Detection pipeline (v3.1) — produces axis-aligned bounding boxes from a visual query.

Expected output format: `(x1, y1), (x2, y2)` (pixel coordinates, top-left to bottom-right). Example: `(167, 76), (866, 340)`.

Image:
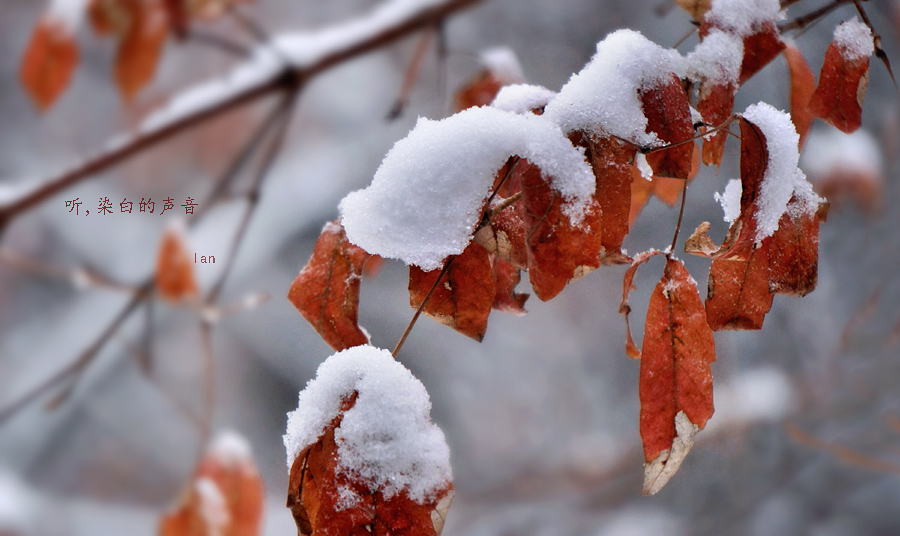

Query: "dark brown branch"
(668, 177), (689, 256)
(0, 0), (483, 236)
(392, 258), (455, 357)
(779, 0), (855, 33)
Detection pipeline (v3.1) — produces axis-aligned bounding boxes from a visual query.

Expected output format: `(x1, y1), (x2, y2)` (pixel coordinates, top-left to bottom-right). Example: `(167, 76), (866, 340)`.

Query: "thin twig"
(387, 28), (435, 120)
(186, 29), (251, 57)
(668, 177), (689, 256)
(852, 0), (899, 93)
(0, 248), (136, 293)
(227, 6), (272, 45)
(786, 421), (900, 474)
(779, 0), (855, 33)
(392, 258), (455, 357)
(642, 114), (738, 155)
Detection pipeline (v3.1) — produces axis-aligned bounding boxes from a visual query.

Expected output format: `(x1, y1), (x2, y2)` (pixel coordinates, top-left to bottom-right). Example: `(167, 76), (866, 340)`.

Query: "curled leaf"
(115, 0), (168, 99)
(288, 221), (371, 351)
(639, 74), (695, 179)
(20, 17), (79, 110)
(587, 134), (637, 262)
(684, 221), (718, 258)
(783, 44), (816, 148)
(619, 250), (666, 359)
(809, 41), (870, 134)
(156, 223), (198, 302)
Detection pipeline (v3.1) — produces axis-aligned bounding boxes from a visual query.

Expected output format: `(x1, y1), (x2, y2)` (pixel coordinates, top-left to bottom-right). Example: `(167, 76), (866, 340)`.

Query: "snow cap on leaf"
(704, 0), (783, 37)
(339, 106), (595, 271)
(833, 17), (874, 61)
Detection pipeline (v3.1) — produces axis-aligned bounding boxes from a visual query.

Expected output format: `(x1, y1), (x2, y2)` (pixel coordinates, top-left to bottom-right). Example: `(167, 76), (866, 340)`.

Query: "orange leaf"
(287, 393), (454, 536)
(20, 17), (79, 110)
(588, 134), (636, 262)
(629, 146), (698, 225)
(675, 0), (713, 21)
(619, 250), (666, 359)
(454, 71), (503, 112)
(409, 242), (494, 341)
(491, 257), (528, 315)
(705, 240), (773, 330)
(115, 0), (168, 99)
(160, 432), (265, 536)
(809, 41), (870, 134)
(473, 199), (528, 270)
(287, 221), (371, 351)
(783, 44), (816, 147)
(89, 0), (135, 36)
(639, 74), (695, 179)
(639, 258), (716, 495)
(767, 198), (828, 297)
(155, 223), (198, 302)
(520, 160), (604, 301)
(697, 80), (735, 167)
(739, 22), (785, 85)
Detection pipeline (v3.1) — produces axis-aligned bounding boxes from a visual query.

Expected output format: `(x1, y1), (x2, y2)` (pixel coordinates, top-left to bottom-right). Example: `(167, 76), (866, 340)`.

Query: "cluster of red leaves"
(285, 1), (877, 507)
(286, 394), (454, 536)
(160, 435), (265, 536)
(20, 0), (252, 109)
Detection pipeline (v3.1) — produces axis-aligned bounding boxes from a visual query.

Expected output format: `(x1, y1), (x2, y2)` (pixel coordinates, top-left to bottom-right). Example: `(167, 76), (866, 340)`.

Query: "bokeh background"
(2, 0), (900, 534)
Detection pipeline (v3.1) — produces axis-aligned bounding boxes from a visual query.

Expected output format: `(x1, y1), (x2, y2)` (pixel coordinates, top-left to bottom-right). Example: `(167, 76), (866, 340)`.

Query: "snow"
(708, 368), (796, 432)
(479, 46), (525, 84)
(682, 29), (744, 85)
(740, 102), (821, 240)
(543, 29), (681, 146)
(704, 0), (783, 37)
(339, 106), (595, 270)
(491, 84), (556, 114)
(208, 430), (254, 468)
(636, 153), (653, 180)
(0, 471), (36, 533)
(283, 346), (451, 504)
(833, 17), (874, 61)
(195, 478), (230, 536)
(46, 0), (89, 32)
(272, 0), (445, 68)
(715, 178), (742, 223)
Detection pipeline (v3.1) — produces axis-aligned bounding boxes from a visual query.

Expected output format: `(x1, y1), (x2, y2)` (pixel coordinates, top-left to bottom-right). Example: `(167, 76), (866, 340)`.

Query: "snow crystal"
(491, 84), (556, 114)
(340, 106), (595, 270)
(47, 0), (89, 32)
(196, 478), (230, 536)
(741, 102), (821, 240)
(273, 0), (445, 68)
(682, 29), (744, 85)
(690, 106), (704, 125)
(705, 0), (783, 37)
(208, 430), (254, 468)
(833, 17), (874, 61)
(801, 127), (881, 179)
(714, 178), (742, 223)
(636, 153), (653, 180)
(543, 29), (681, 146)
(479, 46), (525, 84)
(283, 346), (451, 504)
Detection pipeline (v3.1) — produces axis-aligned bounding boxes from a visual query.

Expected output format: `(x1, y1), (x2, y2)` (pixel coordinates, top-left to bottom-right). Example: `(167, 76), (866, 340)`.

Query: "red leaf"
(639, 258), (716, 495)
(697, 80), (736, 167)
(491, 257), (528, 315)
(629, 145), (699, 226)
(89, 0), (134, 36)
(155, 224), (198, 302)
(619, 250), (666, 359)
(20, 17), (79, 110)
(737, 21), (785, 85)
(287, 394), (454, 536)
(767, 198), (828, 297)
(588, 134), (637, 262)
(704, 117), (774, 330)
(783, 44), (816, 148)
(454, 72), (503, 112)
(639, 74), (695, 179)
(809, 41), (870, 134)
(705, 240), (774, 330)
(288, 221), (371, 351)
(160, 432), (265, 536)
(473, 198), (528, 270)
(519, 160), (604, 301)
(115, 0), (168, 99)
(409, 242), (494, 341)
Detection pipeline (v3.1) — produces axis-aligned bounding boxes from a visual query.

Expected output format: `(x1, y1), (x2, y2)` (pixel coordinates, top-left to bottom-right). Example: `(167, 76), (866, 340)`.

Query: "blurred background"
(2, 0), (900, 534)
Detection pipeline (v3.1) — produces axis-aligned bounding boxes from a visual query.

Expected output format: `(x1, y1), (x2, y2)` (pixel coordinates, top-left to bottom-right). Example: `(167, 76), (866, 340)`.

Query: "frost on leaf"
(639, 74), (695, 179)
(284, 347), (453, 536)
(639, 258), (716, 495)
(809, 19), (874, 134)
(115, 0), (168, 99)
(20, 15), (80, 110)
(160, 431), (265, 536)
(520, 159), (604, 301)
(409, 242), (494, 342)
(339, 106), (595, 272)
(586, 134), (637, 262)
(288, 221), (372, 351)
(155, 222), (198, 302)
(701, 0), (785, 85)
(783, 44), (816, 148)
